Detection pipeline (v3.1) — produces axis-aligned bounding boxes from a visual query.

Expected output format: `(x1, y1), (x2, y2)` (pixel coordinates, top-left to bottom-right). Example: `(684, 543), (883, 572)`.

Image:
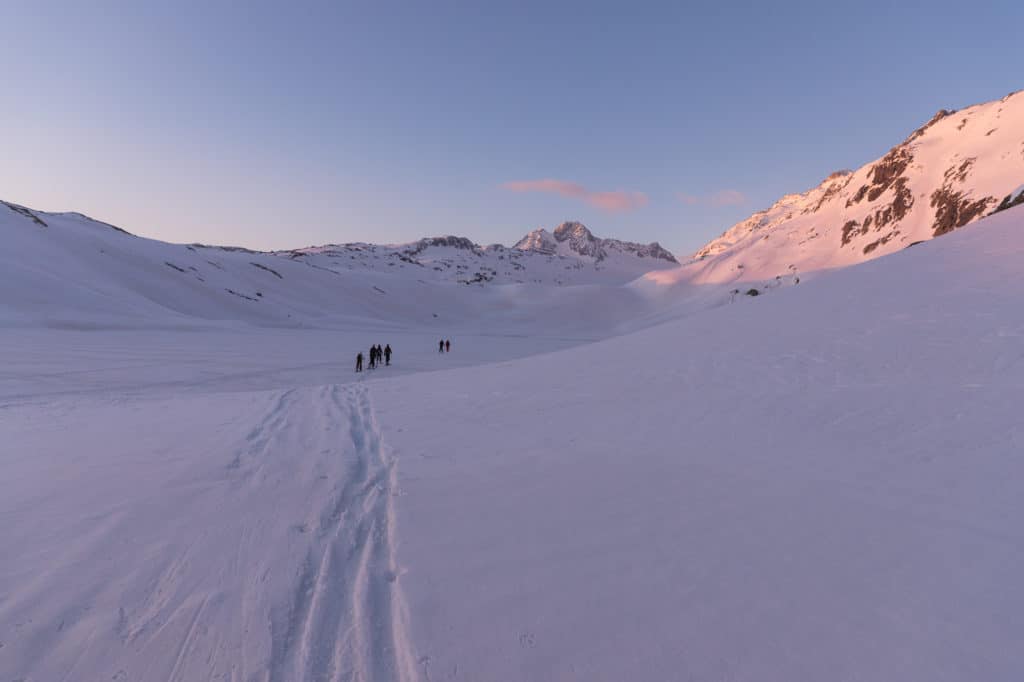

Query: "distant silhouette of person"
(368, 346), (376, 369)
(439, 339), (444, 353)
(355, 352), (363, 372)
(384, 344), (392, 366)
(445, 339), (451, 353)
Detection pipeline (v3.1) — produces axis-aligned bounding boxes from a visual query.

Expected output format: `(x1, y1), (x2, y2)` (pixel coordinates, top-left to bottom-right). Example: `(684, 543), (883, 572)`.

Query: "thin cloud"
(502, 179), (648, 212)
(677, 189), (747, 207)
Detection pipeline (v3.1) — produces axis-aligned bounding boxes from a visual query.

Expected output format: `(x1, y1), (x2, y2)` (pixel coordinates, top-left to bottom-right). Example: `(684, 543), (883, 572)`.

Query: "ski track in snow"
(0, 382), (417, 682)
(269, 384), (417, 682)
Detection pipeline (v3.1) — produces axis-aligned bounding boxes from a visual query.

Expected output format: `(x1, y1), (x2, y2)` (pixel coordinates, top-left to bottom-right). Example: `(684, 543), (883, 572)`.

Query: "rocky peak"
(420, 235), (479, 250)
(552, 221), (595, 243)
(513, 228), (559, 255)
(403, 235), (482, 256)
(551, 221), (605, 259)
(515, 221), (677, 264)
(638, 242), (679, 263)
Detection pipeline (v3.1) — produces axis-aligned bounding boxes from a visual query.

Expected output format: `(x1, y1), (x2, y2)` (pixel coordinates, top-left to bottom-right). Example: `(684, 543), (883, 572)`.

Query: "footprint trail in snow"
(270, 384), (418, 682)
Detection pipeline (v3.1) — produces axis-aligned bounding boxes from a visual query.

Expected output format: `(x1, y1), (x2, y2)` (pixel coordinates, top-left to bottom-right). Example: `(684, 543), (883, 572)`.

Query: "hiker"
(355, 352), (363, 372)
(384, 344), (392, 366)
(445, 339), (451, 353)
(439, 339), (444, 353)
(368, 346), (376, 369)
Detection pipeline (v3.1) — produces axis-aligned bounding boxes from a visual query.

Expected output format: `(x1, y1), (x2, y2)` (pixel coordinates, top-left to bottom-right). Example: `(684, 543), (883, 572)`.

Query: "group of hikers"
(355, 343), (392, 372)
(355, 339), (453, 372)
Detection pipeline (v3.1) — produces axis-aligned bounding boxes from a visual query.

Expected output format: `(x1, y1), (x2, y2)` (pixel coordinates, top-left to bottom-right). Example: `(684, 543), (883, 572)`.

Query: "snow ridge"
(691, 89), (1024, 280)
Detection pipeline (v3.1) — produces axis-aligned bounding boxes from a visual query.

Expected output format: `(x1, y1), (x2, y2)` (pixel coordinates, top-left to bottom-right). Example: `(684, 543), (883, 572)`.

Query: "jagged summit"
(515, 221), (678, 264)
(513, 227), (559, 255)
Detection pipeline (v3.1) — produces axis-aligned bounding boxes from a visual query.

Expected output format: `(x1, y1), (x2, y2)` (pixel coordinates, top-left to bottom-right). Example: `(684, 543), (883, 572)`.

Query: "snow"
(368, 205), (1024, 681)
(0, 203), (679, 333)
(688, 90), (1024, 285)
(4, 155), (1024, 679)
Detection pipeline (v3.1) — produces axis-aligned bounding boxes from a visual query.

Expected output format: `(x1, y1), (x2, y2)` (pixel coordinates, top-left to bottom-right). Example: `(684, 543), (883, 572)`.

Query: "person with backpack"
(368, 346), (376, 369)
(384, 344), (392, 366)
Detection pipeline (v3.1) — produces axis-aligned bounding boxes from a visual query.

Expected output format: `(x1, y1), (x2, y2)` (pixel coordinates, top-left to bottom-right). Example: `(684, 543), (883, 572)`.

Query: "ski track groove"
(269, 383), (417, 682)
(165, 596), (208, 682)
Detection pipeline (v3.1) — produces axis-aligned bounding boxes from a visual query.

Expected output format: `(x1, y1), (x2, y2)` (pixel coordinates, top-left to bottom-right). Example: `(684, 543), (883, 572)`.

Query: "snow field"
(2, 200), (1024, 679)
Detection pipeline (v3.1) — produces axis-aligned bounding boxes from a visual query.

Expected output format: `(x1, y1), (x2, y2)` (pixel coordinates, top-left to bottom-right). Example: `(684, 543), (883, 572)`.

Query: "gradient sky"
(3, 0), (1023, 257)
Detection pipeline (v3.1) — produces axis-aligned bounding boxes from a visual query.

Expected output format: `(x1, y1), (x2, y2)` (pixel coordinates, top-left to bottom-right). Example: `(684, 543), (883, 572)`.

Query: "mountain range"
(3, 90), (1024, 330)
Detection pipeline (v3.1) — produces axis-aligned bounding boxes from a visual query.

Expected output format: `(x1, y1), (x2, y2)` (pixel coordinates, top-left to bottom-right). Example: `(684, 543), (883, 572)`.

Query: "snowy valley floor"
(4, 209), (1024, 680)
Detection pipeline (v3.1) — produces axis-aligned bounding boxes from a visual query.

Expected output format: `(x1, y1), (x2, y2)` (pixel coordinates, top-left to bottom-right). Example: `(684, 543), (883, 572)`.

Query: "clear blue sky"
(3, 0), (1022, 257)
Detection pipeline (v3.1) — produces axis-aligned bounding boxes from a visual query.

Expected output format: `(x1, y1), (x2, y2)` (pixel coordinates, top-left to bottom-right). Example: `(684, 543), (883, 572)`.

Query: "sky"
(3, 0), (1023, 257)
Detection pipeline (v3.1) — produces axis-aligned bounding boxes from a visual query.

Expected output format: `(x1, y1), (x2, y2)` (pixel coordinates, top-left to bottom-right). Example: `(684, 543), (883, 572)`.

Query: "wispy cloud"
(677, 189), (747, 207)
(502, 179), (648, 212)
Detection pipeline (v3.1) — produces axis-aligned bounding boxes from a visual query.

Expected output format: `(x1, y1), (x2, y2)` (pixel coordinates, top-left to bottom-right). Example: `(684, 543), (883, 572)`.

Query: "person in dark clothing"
(439, 339), (444, 353)
(445, 339), (451, 353)
(384, 344), (392, 366)
(368, 346), (376, 369)
(355, 352), (363, 372)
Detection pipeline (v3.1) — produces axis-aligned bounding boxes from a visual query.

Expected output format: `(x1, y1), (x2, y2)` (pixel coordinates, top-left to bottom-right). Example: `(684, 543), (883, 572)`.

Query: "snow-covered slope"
(690, 90), (1024, 282)
(4, 203), (1024, 681)
(0, 202), (676, 331)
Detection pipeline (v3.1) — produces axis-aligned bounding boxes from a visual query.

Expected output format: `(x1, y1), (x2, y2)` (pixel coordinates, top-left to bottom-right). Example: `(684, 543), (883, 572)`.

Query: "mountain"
(283, 222), (677, 287)
(515, 221), (678, 264)
(690, 90), (1024, 283)
(0, 203), (678, 330)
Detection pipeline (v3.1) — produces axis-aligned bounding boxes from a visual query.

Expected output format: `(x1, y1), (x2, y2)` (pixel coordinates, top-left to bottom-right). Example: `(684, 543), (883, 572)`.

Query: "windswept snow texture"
(4, 199), (1024, 680)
